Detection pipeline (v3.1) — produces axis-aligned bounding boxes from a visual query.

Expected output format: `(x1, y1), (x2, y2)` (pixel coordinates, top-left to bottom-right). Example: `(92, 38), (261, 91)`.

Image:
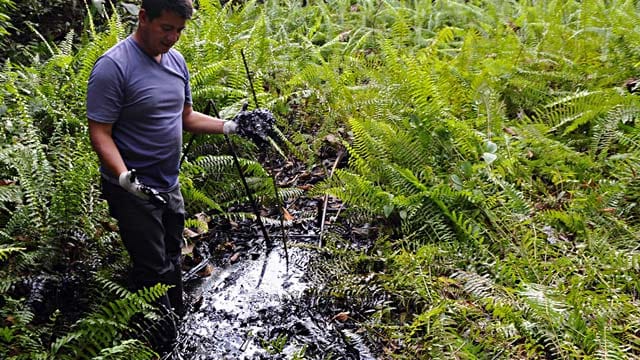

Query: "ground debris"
(170, 150), (380, 359)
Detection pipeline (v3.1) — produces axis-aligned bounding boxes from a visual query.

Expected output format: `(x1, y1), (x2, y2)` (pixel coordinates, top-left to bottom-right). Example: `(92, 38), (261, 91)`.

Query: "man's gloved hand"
(231, 108), (276, 147)
(119, 170), (149, 200)
(222, 120), (238, 135)
(118, 170), (167, 206)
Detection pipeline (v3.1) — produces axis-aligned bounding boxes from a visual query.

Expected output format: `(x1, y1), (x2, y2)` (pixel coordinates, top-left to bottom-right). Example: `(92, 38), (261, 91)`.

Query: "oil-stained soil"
(167, 150), (380, 359)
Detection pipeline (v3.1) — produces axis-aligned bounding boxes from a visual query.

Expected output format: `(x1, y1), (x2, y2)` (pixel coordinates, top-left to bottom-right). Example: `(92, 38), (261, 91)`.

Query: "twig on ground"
(318, 150), (344, 247)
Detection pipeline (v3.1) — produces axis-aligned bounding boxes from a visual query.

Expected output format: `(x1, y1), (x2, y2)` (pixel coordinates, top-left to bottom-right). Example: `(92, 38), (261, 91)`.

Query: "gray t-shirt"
(87, 35), (192, 192)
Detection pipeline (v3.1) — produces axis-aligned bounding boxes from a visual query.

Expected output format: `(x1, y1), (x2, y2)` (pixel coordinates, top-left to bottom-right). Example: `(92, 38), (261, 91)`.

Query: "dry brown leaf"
(197, 264), (214, 278)
(229, 252), (242, 263)
(181, 242), (195, 256)
(282, 207), (294, 221)
(195, 213), (210, 232)
(324, 134), (339, 144)
(183, 228), (199, 238)
(331, 311), (350, 322)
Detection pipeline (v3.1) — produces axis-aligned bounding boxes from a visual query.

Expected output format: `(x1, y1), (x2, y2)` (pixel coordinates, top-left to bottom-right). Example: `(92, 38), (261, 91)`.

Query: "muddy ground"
(168, 153), (382, 359)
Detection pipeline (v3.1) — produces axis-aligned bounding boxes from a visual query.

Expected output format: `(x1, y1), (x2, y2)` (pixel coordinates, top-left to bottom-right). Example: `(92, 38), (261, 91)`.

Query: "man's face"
(138, 9), (186, 56)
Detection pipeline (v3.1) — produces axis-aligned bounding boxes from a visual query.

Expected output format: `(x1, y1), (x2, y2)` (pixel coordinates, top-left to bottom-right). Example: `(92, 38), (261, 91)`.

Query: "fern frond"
(486, 173), (533, 216)
(95, 276), (132, 300)
(181, 184), (224, 214)
(50, 284), (170, 359)
(195, 155), (268, 178)
(221, 210), (279, 229)
(401, 200), (458, 246)
(76, 10), (124, 87)
(452, 270), (496, 299)
(594, 335), (631, 360)
(0, 183), (21, 206)
(0, 245), (25, 261)
(91, 339), (157, 360)
(272, 186), (303, 203)
(311, 169), (391, 218)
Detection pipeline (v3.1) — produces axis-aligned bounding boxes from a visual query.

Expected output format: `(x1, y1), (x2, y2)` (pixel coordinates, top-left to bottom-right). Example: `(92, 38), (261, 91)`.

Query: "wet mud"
(169, 185), (378, 359)
(172, 243), (376, 359)
(169, 127), (378, 359)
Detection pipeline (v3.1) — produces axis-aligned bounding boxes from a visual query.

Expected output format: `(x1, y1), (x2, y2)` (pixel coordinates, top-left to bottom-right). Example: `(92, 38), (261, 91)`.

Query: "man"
(86, 0), (237, 343)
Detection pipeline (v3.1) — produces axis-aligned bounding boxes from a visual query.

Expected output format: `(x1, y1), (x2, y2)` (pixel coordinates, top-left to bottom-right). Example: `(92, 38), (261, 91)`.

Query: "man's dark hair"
(141, 0), (193, 21)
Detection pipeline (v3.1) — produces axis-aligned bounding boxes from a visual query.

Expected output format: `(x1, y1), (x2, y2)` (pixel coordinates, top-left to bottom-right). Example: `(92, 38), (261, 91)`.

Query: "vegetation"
(1, 0), (640, 358)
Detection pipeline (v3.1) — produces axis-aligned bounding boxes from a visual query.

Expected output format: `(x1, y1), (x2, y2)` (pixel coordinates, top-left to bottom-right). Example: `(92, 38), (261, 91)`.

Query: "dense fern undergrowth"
(1, 0), (640, 358)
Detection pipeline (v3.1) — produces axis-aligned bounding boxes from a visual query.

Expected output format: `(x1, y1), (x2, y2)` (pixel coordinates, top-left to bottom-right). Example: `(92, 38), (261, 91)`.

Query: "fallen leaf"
(183, 228), (199, 238)
(181, 242), (195, 255)
(282, 207), (294, 221)
(324, 134), (339, 144)
(197, 264), (214, 277)
(331, 311), (350, 322)
(195, 212), (210, 227)
(229, 252), (242, 263)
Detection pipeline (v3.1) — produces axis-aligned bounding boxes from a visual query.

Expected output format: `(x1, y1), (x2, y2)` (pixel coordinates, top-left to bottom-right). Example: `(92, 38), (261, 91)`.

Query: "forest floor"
(169, 152), (381, 359)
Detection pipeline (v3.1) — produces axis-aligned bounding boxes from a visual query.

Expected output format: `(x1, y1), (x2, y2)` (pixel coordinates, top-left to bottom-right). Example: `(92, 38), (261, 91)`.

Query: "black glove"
(232, 108), (276, 146)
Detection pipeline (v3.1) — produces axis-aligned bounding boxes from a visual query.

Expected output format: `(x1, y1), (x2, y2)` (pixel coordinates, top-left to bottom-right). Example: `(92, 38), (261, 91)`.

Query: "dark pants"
(101, 179), (185, 317)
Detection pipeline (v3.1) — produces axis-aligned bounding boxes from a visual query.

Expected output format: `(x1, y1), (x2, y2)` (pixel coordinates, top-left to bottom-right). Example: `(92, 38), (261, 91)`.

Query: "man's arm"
(88, 119), (162, 201)
(182, 104), (235, 134)
(88, 120), (127, 178)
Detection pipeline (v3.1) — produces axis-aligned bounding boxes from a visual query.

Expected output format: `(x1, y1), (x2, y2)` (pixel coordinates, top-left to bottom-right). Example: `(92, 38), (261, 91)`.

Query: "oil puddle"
(171, 245), (377, 359)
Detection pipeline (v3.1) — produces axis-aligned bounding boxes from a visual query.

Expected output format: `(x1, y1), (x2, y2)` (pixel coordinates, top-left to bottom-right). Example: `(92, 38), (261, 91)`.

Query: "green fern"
(0, 245), (24, 262)
(50, 284), (170, 359)
(95, 276), (133, 300)
(91, 339), (157, 360)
